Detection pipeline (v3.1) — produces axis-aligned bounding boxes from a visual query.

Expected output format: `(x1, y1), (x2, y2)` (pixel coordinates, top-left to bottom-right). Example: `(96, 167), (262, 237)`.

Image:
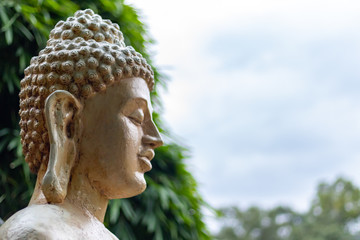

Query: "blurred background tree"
(0, 0), (211, 239)
(215, 177), (360, 240)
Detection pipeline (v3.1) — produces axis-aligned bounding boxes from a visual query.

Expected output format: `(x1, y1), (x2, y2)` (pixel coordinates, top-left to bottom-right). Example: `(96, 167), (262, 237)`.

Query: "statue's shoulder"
(0, 204), (78, 240)
(0, 204), (118, 240)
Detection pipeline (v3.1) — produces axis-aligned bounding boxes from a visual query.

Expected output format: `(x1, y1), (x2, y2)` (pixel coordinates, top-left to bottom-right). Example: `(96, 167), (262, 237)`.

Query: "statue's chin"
(97, 172), (147, 199)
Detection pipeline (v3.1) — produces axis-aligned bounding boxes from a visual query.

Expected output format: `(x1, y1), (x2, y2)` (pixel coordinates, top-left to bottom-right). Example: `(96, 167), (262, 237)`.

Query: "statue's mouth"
(139, 149), (155, 161)
(138, 156), (152, 172)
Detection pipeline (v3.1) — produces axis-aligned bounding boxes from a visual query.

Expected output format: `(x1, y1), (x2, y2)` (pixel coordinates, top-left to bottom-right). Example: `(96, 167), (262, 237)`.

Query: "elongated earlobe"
(42, 90), (82, 203)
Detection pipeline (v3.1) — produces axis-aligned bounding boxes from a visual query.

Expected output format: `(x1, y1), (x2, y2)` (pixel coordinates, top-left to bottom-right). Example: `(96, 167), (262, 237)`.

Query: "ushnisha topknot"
(19, 9), (155, 173)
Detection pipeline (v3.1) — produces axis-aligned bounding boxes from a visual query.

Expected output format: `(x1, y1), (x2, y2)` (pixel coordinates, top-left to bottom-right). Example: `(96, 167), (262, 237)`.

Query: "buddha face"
(78, 77), (163, 199)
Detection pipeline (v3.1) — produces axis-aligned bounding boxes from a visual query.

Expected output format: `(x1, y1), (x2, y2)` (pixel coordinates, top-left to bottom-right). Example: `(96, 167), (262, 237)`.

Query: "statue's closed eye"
(128, 109), (144, 125)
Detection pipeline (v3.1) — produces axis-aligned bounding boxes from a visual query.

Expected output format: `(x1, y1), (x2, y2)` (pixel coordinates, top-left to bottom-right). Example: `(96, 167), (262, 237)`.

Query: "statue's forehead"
(90, 77), (152, 111)
(113, 77), (150, 100)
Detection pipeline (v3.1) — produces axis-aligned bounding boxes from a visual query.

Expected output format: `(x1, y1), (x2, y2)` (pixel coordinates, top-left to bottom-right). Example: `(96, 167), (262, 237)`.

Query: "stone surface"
(0, 9), (162, 240)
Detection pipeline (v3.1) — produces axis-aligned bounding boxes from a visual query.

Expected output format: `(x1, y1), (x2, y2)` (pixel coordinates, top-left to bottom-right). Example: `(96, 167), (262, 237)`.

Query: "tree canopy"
(0, 1), (210, 239)
(216, 177), (360, 240)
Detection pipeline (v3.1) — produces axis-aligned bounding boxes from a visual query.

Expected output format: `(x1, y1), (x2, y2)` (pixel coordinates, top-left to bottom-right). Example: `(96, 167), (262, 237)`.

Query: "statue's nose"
(142, 135), (163, 149)
(142, 121), (163, 149)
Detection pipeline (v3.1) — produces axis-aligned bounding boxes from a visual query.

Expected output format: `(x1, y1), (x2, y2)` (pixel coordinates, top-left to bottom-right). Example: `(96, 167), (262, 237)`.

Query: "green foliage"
(0, 0), (210, 239)
(215, 177), (360, 240)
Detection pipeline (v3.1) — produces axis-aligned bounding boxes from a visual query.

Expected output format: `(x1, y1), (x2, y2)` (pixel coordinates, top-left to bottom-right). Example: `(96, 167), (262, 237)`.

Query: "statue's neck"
(29, 162), (109, 223)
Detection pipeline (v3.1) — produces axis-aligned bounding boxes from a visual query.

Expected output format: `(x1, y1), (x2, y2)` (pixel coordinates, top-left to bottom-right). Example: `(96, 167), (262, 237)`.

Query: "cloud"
(128, 0), (360, 215)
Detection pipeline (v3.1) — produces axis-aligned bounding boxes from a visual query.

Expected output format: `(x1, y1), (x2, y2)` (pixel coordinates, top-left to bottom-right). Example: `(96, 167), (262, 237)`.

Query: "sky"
(126, 0), (360, 231)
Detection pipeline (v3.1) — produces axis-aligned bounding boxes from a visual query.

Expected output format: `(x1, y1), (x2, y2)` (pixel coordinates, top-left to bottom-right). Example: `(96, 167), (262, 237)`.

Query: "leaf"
(10, 158), (22, 169)
(1, 13), (19, 32)
(109, 200), (120, 224)
(7, 138), (18, 151)
(14, 21), (34, 41)
(154, 223), (163, 240)
(0, 7), (14, 45)
(0, 194), (6, 204)
(158, 187), (169, 210)
(120, 199), (135, 219)
(0, 6), (9, 25)
(0, 128), (10, 137)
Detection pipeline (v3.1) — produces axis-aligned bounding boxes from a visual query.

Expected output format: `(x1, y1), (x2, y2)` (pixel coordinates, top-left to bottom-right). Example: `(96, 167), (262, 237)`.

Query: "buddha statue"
(0, 9), (163, 239)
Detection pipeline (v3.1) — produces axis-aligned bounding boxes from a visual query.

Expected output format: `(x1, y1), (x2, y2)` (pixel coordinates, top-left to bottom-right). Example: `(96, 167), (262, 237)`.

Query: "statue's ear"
(42, 90), (82, 203)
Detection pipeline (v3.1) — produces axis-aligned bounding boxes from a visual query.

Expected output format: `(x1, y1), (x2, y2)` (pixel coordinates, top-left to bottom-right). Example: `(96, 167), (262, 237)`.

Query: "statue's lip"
(139, 149), (155, 161)
(138, 156), (152, 172)
(138, 150), (154, 172)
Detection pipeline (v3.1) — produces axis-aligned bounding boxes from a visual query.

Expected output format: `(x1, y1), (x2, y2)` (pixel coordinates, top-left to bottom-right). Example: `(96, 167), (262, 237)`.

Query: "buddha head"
(18, 9), (163, 204)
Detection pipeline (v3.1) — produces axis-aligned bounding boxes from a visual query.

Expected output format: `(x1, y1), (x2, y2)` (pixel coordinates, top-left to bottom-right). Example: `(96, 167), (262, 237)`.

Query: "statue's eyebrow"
(122, 97), (151, 115)
(133, 97), (154, 116)
(133, 98), (147, 109)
